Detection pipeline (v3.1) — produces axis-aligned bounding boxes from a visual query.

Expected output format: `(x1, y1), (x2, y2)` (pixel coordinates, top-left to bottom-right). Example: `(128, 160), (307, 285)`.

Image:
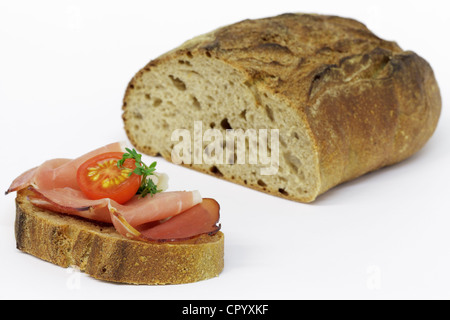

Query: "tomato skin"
(76, 152), (142, 204)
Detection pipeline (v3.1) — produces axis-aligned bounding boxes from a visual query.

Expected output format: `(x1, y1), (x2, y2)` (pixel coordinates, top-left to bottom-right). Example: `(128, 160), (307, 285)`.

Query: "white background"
(1, 0), (449, 300)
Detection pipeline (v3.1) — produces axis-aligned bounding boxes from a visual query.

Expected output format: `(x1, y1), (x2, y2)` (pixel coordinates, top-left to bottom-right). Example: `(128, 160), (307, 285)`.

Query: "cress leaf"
(118, 148), (161, 198)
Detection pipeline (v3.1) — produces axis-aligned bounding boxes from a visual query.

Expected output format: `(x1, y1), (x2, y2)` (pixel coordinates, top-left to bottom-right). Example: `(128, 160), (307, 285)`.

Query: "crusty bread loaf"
(15, 189), (224, 285)
(122, 13), (441, 203)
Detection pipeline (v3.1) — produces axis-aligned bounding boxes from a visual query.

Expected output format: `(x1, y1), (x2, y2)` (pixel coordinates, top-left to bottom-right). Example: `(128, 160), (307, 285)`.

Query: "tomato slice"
(76, 152), (141, 204)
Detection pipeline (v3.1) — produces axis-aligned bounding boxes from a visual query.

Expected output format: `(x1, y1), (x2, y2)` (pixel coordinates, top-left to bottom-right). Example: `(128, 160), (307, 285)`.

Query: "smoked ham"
(7, 142), (221, 242)
(7, 142), (124, 193)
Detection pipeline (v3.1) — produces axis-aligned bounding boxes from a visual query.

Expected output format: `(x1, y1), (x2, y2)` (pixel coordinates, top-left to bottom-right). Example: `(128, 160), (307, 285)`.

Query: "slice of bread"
(15, 189), (224, 285)
(122, 13), (441, 203)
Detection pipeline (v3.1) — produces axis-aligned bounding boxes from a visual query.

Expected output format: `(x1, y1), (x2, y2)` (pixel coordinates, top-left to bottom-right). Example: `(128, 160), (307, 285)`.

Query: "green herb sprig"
(117, 148), (161, 198)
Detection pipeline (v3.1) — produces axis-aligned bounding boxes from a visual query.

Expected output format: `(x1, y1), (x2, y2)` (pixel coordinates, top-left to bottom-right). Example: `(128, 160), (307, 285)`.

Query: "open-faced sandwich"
(6, 142), (223, 285)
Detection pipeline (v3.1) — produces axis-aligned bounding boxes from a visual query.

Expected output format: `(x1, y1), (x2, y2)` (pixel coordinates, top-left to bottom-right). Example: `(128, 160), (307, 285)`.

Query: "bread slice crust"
(122, 13), (441, 203)
(15, 189), (224, 285)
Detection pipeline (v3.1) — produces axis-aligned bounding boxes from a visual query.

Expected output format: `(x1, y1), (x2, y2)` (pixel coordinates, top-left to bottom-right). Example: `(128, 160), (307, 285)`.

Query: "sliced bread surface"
(15, 189), (224, 285)
(122, 13), (441, 203)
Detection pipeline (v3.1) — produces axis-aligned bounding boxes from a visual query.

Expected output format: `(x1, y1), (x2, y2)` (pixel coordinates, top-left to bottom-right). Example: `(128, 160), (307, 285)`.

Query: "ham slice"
(7, 142), (221, 241)
(6, 142), (125, 194)
(136, 199), (221, 241)
(27, 187), (112, 222)
(110, 198), (221, 242)
(5, 166), (39, 195)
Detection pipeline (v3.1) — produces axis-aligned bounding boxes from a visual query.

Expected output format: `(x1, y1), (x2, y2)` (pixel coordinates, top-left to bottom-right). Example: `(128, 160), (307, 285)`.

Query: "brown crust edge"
(15, 190), (224, 285)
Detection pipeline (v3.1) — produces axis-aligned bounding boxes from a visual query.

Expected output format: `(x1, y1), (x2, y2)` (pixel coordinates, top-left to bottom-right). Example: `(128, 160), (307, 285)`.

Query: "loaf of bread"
(122, 13), (441, 203)
(15, 189), (224, 285)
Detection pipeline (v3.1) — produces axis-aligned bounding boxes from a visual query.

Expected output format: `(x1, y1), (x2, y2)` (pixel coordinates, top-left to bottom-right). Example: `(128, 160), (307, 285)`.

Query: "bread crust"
(15, 189), (224, 285)
(123, 13), (441, 202)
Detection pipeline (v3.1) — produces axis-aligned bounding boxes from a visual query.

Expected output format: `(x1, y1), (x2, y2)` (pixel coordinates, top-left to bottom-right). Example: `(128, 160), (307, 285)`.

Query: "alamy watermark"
(171, 121), (280, 175)
(66, 265), (82, 290)
(366, 265), (382, 291)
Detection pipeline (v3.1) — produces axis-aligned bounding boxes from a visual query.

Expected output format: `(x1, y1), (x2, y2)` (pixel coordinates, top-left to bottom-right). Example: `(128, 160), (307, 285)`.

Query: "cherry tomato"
(76, 152), (141, 204)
